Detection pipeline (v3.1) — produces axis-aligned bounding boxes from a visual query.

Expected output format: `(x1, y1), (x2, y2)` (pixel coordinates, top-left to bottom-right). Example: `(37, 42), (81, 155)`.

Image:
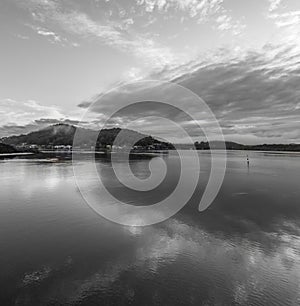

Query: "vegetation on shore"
(194, 141), (300, 152)
(1, 124), (299, 153)
(0, 143), (17, 154)
(1, 124), (172, 151)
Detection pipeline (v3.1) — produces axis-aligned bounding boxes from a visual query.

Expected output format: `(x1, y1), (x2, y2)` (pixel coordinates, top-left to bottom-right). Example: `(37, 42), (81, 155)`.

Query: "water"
(0, 151), (300, 305)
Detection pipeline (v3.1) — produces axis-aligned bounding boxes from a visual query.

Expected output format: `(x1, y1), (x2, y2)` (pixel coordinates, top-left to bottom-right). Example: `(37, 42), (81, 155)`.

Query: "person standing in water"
(246, 155), (249, 167)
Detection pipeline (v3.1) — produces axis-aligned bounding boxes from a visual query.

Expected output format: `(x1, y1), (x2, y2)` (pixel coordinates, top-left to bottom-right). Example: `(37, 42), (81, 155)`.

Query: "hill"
(0, 143), (18, 154)
(0, 124), (171, 149)
(194, 141), (300, 152)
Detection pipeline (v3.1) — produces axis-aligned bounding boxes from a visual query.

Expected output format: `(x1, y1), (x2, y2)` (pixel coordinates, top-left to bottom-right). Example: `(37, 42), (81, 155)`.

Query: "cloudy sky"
(0, 0), (299, 143)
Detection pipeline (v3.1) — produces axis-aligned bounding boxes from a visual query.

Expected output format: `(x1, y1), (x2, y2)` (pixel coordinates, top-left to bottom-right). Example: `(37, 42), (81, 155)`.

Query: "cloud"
(18, 0), (246, 69)
(0, 98), (65, 137)
(136, 0), (223, 20)
(0, 98), (62, 124)
(0, 118), (88, 138)
(269, 0), (283, 12)
(15, 34), (30, 40)
(215, 14), (245, 36)
(122, 18), (134, 29)
(20, 0), (176, 68)
(26, 24), (80, 47)
(34, 118), (82, 125)
(35, 26), (62, 42)
(269, 10), (300, 27)
(7, 0), (299, 143)
(267, 2), (300, 43)
(164, 44), (300, 142)
(77, 101), (92, 109)
(136, 0), (245, 35)
(77, 42), (300, 144)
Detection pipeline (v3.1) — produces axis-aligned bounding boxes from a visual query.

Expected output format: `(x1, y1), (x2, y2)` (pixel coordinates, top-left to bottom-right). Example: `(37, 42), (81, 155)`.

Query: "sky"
(0, 0), (299, 144)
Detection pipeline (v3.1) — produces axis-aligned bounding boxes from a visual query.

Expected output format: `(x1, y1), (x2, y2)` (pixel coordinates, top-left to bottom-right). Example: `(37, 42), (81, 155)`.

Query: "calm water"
(1, 151), (300, 305)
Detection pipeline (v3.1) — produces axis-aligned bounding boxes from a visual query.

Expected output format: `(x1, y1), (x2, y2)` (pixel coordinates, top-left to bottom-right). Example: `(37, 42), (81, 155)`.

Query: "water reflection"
(0, 151), (299, 305)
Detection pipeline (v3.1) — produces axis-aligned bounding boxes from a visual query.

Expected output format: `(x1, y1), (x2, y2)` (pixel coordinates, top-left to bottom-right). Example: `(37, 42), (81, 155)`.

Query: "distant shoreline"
(1, 150), (300, 161)
(0, 152), (34, 157)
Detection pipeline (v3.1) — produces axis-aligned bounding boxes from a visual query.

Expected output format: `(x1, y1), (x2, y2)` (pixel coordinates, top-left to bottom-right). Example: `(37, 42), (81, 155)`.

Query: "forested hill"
(194, 141), (300, 152)
(0, 143), (17, 154)
(1, 124), (171, 148)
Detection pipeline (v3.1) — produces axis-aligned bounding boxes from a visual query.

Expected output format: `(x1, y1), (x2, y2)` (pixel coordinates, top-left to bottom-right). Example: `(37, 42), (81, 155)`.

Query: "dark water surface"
(0, 151), (300, 305)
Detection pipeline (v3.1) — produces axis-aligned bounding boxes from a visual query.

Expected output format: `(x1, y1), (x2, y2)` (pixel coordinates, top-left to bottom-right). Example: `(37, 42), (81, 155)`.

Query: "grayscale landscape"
(0, 0), (300, 305)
